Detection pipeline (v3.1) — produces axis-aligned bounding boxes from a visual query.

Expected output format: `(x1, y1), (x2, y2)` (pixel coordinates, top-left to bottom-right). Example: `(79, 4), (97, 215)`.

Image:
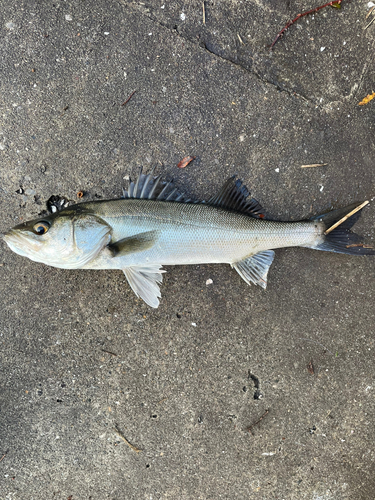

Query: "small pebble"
(206, 279), (213, 285)
(65, 14), (72, 21)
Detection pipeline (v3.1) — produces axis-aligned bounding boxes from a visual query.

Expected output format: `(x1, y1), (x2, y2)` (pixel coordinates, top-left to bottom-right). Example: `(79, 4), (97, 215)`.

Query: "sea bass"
(4, 169), (375, 308)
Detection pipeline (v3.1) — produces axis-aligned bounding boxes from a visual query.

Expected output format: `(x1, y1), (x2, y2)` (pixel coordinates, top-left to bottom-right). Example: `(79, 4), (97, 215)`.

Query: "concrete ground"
(0, 1), (374, 499)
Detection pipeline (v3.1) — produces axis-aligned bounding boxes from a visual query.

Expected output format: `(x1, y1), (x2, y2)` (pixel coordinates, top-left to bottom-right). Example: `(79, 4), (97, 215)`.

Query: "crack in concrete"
(321, 46), (375, 112)
(347, 58), (370, 100)
(128, 1), (314, 105)
(201, 41), (312, 105)
(128, 1), (373, 110)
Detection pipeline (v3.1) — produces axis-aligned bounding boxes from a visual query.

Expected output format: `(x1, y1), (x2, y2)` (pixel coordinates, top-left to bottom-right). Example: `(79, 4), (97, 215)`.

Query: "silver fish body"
(78, 199), (322, 269)
(4, 172), (374, 307)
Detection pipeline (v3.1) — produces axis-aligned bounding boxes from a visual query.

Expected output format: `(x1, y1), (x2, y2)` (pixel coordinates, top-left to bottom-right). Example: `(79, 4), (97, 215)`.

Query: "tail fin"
(313, 203), (375, 255)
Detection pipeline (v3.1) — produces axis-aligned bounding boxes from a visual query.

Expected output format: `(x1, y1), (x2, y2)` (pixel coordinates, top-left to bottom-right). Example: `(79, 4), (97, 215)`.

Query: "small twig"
(60, 105), (70, 117)
(346, 243), (373, 249)
(247, 410), (269, 435)
(114, 426), (142, 453)
(202, 2), (206, 24)
(324, 201), (369, 235)
(102, 349), (117, 356)
(366, 5), (375, 19)
(121, 90), (136, 106)
(364, 15), (375, 30)
(0, 450), (9, 463)
(156, 396), (169, 405)
(237, 33), (244, 45)
(301, 163), (328, 168)
(270, 0), (342, 49)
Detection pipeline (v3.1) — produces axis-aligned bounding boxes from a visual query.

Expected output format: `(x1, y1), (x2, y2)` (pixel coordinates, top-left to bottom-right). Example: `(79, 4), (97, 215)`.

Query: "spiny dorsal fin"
(207, 176), (265, 219)
(122, 167), (192, 202)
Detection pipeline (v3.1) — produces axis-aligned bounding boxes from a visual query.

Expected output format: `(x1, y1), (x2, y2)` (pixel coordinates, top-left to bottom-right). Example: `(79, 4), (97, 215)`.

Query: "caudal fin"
(313, 203), (375, 255)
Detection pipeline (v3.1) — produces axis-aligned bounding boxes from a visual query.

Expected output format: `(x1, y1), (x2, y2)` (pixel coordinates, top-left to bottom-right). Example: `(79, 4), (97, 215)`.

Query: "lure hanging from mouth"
(4, 168), (374, 308)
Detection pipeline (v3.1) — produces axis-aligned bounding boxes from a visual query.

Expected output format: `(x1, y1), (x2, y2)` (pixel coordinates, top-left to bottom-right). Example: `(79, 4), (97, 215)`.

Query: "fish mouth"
(3, 229), (19, 246)
(3, 229), (42, 258)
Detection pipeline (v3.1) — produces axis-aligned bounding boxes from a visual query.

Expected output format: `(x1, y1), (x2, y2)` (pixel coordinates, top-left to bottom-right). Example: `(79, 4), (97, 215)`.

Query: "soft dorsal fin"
(122, 167), (192, 202)
(208, 176), (265, 218)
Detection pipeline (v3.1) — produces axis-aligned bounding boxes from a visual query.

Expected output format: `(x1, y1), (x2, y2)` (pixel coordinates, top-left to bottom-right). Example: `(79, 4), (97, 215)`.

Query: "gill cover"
(67, 214), (112, 268)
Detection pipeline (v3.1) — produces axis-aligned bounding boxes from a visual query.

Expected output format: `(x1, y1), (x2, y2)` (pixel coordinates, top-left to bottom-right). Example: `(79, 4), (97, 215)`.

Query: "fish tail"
(312, 202), (375, 255)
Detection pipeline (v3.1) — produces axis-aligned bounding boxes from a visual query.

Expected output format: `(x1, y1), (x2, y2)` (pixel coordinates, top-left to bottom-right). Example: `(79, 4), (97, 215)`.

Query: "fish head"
(4, 209), (112, 269)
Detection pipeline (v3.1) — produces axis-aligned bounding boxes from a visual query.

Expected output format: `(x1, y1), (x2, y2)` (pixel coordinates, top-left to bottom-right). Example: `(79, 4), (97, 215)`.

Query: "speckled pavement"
(0, 1), (374, 499)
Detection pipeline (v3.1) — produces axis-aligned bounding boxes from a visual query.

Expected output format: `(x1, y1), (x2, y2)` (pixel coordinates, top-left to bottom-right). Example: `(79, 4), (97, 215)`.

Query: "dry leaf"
(358, 92), (375, 106)
(307, 360), (314, 375)
(177, 156), (195, 169)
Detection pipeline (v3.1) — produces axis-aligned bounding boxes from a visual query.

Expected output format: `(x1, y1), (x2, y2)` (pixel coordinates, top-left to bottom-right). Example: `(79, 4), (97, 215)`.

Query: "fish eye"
(33, 221), (50, 235)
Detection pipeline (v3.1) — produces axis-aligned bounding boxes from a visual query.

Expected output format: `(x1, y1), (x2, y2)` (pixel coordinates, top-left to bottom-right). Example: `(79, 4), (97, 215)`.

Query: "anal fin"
(232, 250), (275, 289)
(123, 265), (166, 308)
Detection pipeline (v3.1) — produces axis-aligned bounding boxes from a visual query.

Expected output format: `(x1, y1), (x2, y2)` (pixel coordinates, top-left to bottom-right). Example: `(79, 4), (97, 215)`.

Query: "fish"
(4, 168), (375, 308)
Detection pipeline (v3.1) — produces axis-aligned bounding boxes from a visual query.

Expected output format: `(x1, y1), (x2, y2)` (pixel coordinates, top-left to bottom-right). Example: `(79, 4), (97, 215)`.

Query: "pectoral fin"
(232, 250), (275, 289)
(123, 265), (166, 308)
(109, 230), (157, 257)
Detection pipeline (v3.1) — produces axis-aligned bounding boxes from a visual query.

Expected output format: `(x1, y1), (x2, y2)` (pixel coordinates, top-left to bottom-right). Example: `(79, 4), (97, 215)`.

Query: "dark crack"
(202, 42), (312, 104)
(126, 1), (314, 106)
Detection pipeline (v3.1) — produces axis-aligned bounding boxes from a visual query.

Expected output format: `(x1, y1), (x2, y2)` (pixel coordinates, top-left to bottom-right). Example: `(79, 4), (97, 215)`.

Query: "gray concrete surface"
(0, 1), (374, 499)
